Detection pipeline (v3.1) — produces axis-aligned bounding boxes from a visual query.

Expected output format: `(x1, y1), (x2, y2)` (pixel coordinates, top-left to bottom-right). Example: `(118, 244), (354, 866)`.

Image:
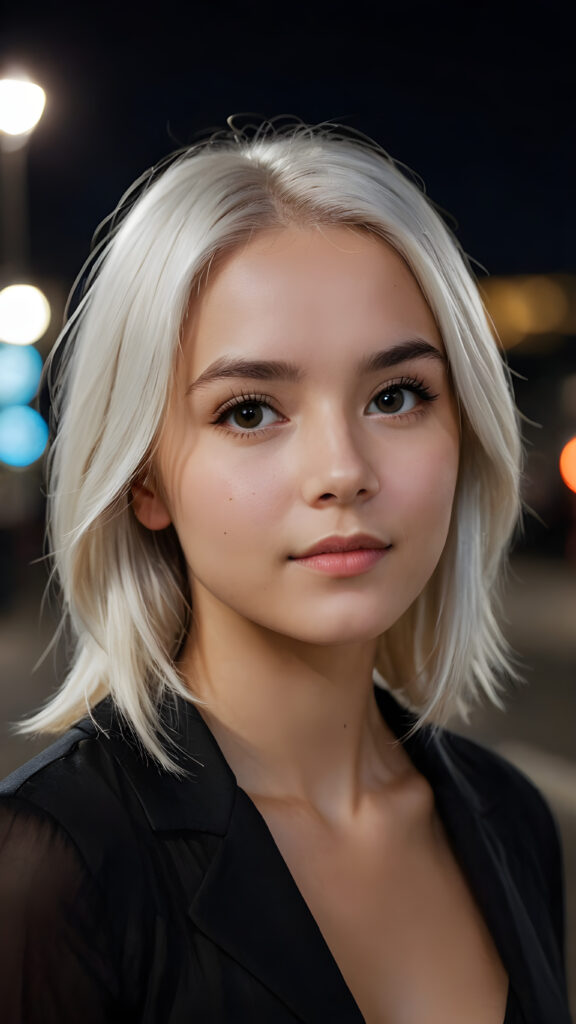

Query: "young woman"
(0, 122), (571, 1023)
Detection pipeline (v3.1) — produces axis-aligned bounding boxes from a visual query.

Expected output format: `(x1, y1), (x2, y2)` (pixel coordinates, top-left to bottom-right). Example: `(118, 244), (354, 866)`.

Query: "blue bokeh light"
(0, 405), (49, 467)
(0, 343), (43, 405)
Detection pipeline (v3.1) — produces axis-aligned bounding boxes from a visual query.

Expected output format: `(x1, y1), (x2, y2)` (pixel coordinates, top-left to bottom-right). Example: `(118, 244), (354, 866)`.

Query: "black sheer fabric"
(0, 797), (122, 1023)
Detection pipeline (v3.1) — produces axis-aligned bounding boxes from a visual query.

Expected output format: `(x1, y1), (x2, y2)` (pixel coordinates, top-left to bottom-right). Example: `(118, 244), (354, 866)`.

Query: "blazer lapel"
(373, 686), (570, 1023)
(433, 783), (568, 1023)
(91, 695), (363, 1023)
(189, 785), (364, 1023)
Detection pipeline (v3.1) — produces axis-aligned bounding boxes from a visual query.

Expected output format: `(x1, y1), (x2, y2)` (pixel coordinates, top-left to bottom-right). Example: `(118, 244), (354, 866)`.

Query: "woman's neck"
(179, 608), (408, 822)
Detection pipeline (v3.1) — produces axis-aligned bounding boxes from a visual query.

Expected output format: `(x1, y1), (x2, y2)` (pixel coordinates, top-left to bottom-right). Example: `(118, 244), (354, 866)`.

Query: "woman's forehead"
(179, 224), (443, 376)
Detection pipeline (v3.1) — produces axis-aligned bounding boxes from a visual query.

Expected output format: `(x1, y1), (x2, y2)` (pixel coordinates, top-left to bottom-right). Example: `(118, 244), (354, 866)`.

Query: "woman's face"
(133, 225), (460, 649)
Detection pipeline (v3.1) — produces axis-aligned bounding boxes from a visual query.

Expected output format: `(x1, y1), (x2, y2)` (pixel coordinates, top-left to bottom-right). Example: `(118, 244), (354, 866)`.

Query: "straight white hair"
(22, 122), (522, 770)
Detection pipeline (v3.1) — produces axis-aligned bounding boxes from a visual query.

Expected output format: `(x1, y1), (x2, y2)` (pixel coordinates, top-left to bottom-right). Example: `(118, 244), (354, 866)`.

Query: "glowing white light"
(0, 284), (51, 344)
(0, 79), (46, 136)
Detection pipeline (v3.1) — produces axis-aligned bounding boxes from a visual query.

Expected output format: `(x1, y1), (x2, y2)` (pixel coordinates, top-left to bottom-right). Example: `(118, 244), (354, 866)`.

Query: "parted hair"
(22, 121), (522, 770)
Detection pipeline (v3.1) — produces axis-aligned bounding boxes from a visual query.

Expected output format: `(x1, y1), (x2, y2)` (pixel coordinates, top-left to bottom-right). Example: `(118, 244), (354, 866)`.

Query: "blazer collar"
(88, 692), (236, 834)
(87, 692), (365, 1021)
(84, 687), (565, 1023)
(85, 684), (488, 833)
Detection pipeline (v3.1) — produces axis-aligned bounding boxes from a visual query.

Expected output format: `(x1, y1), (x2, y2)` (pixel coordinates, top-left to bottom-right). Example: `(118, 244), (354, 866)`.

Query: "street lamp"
(0, 283), (51, 344)
(0, 73), (48, 276)
(0, 79), (46, 139)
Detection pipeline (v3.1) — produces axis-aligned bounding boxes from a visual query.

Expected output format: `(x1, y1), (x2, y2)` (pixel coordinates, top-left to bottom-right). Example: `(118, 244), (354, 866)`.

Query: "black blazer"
(0, 685), (571, 1023)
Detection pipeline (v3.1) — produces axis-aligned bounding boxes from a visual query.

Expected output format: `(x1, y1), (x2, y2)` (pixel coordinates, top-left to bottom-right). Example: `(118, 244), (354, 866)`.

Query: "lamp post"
(0, 75), (50, 471)
(0, 74), (51, 346)
(0, 77), (46, 276)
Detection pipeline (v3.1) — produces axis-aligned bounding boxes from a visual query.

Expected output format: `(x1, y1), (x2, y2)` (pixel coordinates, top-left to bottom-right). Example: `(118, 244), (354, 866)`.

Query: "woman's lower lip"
(291, 548), (389, 577)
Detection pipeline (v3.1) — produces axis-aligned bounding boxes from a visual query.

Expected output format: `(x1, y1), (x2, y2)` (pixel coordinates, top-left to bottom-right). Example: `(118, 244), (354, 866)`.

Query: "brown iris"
(232, 403), (264, 428)
(374, 387), (405, 413)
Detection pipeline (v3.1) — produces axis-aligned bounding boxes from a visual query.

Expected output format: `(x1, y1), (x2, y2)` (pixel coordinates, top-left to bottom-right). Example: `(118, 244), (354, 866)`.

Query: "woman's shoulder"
(0, 706), (173, 986)
(0, 706), (153, 880)
(1, 708), (120, 808)
(0, 713), (151, 1022)
(0, 693), (232, 872)
(0, 719), (97, 797)
(437, 726), (565, 901)
(440, 725), (559, 825)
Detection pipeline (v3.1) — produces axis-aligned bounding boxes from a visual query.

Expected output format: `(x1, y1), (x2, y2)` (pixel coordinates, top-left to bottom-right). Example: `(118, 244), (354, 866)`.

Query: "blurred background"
(0, 0), (574, 1011)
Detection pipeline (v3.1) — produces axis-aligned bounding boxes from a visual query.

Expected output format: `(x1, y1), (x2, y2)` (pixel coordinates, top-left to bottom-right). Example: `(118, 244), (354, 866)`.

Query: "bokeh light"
(0, 405), (48, 467)
(482, 274), (572, 348)
(0, 343), (43, 405)
(0, 79), (46, 136)
(559, 437), (576, 494)
(0, 284), (51, 344)
(513, 276), (568, 333)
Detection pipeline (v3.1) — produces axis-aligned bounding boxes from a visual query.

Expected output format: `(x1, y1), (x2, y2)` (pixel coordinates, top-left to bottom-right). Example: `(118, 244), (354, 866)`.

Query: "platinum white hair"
(22, 122), (522, 770)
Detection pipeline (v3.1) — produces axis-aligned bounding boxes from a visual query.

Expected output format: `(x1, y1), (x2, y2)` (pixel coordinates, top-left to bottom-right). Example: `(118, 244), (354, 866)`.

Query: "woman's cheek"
(175, 450), (283, 541)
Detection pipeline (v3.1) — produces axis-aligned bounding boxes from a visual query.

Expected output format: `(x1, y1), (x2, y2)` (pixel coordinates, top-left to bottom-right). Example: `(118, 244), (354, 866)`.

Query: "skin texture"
(131, 227), (514, 1023)
(132, 224), (460, 812)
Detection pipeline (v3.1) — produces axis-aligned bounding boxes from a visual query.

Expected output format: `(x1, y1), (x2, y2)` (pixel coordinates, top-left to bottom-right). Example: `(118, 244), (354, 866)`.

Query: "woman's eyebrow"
(186, 339), (445, 396)
(360, 340), (445, 374)
(186, 357), (303, 395)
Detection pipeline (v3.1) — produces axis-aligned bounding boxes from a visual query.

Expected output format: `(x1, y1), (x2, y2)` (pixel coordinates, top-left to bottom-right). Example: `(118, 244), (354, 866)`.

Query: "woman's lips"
(290, 547), (390, 577)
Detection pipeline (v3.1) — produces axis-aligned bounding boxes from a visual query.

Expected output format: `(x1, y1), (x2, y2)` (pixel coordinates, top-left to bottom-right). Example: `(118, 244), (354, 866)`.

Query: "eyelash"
(212, 377), (439, 437)
(212, 392), (279, 439)
(368, 376), (438, 415)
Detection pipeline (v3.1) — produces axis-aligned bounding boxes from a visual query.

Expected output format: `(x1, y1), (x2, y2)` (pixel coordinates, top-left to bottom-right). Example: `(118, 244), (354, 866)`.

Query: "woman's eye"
(368, 386), (419, 415)
(220, 400), (280, 431)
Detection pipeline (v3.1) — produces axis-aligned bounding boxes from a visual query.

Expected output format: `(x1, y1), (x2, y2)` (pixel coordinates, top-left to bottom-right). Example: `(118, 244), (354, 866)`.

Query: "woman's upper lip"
(291, 534), (391, 558)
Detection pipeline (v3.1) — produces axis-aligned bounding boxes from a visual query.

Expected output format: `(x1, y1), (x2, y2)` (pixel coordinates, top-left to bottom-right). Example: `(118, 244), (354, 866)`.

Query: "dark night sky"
(1, 1), (575, 558)
(1, 0), (574, 288)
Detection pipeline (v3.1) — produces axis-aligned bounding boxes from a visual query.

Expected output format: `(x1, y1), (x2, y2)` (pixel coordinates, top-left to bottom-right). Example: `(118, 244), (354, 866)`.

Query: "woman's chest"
(256, 794), (510, 1024)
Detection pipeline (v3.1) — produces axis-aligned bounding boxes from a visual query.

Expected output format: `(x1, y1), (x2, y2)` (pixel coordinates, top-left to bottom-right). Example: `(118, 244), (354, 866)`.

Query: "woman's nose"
(299, 416), (380, 507)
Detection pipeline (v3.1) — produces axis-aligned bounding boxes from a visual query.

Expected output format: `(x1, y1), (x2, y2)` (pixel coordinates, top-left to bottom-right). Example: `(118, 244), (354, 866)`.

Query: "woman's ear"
(131, 478), (172, 531)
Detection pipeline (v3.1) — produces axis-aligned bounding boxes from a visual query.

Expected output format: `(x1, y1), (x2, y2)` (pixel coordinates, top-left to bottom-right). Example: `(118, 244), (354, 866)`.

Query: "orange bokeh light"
(559, 437), (576, 493)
